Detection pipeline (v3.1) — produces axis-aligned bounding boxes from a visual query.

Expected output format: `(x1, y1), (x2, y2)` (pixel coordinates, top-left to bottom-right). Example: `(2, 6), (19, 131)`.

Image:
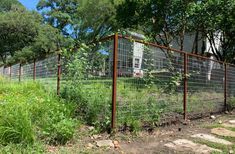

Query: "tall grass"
(0, 78), (78, 147)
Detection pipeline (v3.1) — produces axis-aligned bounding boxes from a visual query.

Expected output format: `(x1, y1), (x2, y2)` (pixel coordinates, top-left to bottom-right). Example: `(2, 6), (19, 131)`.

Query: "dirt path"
(48, 113), (235, 154)
(110, 114), (235, 154)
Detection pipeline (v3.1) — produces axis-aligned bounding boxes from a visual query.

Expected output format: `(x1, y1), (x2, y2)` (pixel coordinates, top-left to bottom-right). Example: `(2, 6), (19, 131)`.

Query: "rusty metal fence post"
(19, 63), (22, 82)
(57, 53), (61, 95)
(183, 53), (188, 120)
(224, 63), (227, 111)
(111, 34), (118, 130)
(33, 59), (36, 81)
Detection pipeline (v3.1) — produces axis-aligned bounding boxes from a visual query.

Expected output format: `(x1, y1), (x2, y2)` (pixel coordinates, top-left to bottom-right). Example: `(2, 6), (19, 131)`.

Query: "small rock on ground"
(86, 143), (94, 149)
(229, 120), (235, 124)
(191, 133), (232, 145)
(164, 139), (221, 154)
(88, 126), (95, 131)
(96, 140), (114, 148)
(210, 115), (216, 119)
(211, 128), (235, 137)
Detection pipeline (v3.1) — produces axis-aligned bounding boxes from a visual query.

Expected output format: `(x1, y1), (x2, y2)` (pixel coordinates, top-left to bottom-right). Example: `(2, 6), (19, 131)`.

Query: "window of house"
(134, 58), (140, 68)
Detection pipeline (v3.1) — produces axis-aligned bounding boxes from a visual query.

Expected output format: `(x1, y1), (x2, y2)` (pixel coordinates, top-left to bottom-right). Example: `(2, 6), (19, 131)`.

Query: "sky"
(18, 0), (39, 10)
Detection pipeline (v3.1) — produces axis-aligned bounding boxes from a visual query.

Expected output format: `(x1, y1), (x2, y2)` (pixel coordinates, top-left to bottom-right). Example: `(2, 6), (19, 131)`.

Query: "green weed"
(0, 79), (78, 146)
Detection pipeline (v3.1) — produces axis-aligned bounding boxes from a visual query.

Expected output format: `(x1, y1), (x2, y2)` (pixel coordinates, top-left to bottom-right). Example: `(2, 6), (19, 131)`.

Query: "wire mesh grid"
(227, 64), (235, 104)
(2, 66), (11, 78)
(187, 56), (224, 118)
(61, 38), (114, 126)
(116, 38), (185, 127)
(21, 62), (34, 81)
(11, 64), (20, 81)
(34, 56), (58, 91)
(0, 67), (3, 76)
(0, 56), (59, 91)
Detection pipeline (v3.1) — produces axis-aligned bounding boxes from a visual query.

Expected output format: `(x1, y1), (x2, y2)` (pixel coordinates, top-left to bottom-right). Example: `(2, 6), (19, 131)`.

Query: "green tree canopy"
(188, 0), (235, 62)
(8, 24), (66, 65)
(37, 0), (79, 35)
(0, 0), (23, 12)
(116, 0), (193, 47)
(37, 0), (118, 47)
(0, 9), (40, 63)
(0, 5), (65, 65)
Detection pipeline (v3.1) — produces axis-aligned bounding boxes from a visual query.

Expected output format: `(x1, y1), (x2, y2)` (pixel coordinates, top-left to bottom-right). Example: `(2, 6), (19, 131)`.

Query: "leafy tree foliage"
(0, 5), (64, 65)
(0, 9), (40, 64)
(116, 0), (235, 62)
(188, 0), (235, 62)
(8, 24), (65, 65)
(37, 0), (120, 74)
(37, 0), (79, 35)
(1, 0), (234, 65)
(0, 0), (23, 12)
(37, 0), (118, 46)
(116, 0), (194, 48)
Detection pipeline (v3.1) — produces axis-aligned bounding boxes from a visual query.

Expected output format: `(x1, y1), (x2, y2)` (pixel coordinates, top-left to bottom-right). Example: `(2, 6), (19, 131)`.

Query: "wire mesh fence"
(35, 56), (58, 92)
(187, 55), (225, 119)
(0, 55), (58, 92)
(21, 62), (34, 81)
(60, 38), (114, 129)
(227, 64), (235, 108)
(116, 38), (185, 128)
(0, 34), (234, 130)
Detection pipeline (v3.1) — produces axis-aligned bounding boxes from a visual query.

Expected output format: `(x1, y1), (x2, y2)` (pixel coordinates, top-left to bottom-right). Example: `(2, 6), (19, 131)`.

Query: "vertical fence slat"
(224, 63), (227, 111)
(57, 53), (61, 96)
(111, 34), (118, 130)
(183, 53), (188, 120)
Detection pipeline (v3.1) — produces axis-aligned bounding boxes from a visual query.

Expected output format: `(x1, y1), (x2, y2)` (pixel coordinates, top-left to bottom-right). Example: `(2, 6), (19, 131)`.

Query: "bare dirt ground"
(47, 112), (235, 154)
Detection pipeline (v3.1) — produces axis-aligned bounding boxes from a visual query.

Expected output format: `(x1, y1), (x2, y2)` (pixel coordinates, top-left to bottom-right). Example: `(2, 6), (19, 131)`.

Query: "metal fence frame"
(0, 34), (234, 130)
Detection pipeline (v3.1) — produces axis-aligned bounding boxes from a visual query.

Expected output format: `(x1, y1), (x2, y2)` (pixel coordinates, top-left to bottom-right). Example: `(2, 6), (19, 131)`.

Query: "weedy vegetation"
(0, 77), (79, 152)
